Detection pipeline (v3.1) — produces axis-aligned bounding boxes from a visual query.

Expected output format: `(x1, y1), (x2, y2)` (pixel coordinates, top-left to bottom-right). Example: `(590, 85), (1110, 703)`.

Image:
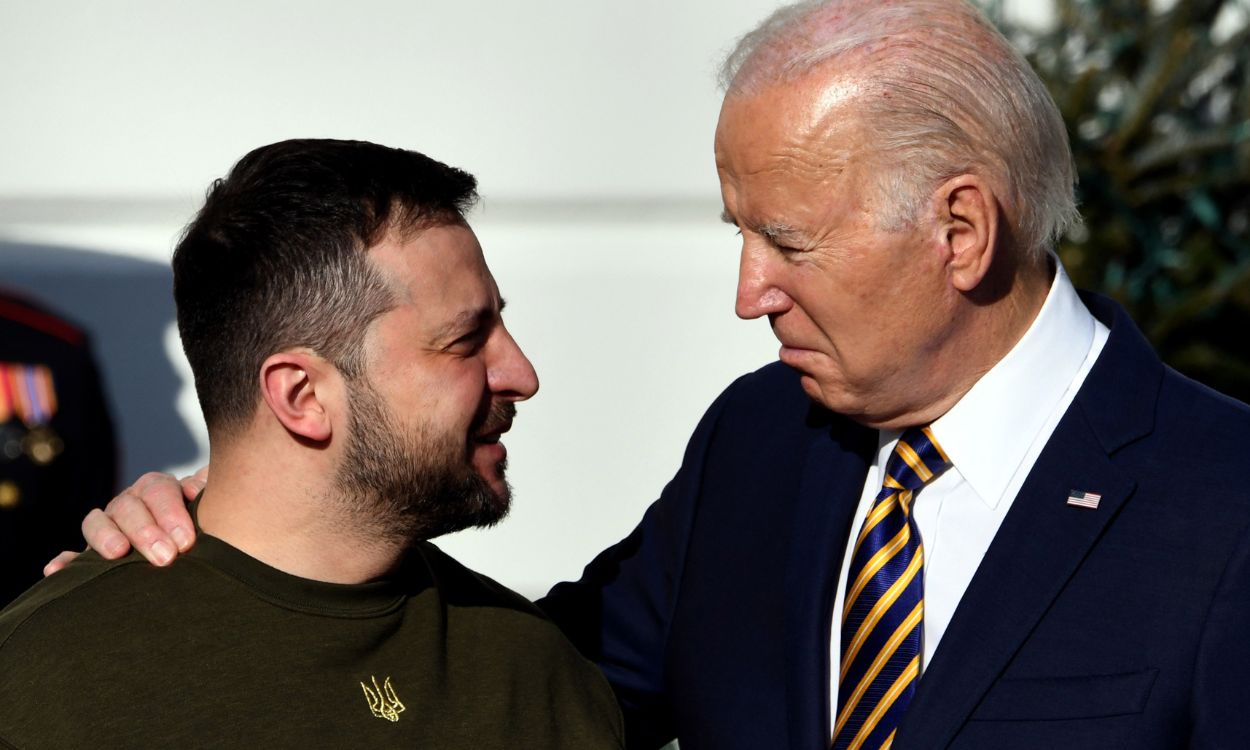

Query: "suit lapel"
(895, 293), (1162, 749)
(784, 411), (874, 750)
(894, 409), (1135, 747)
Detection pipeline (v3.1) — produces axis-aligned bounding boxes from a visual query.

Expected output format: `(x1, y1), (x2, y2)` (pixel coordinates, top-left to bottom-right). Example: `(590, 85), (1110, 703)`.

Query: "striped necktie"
(832, 426), (951, 750)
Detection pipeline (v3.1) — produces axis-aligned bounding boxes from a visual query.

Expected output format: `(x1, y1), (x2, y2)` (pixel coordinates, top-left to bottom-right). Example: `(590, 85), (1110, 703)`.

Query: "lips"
(473, 402), (516, 444)
(770, 322), (807, 353)
(777, 343), (819, 374)
(474, 424), (510, 444)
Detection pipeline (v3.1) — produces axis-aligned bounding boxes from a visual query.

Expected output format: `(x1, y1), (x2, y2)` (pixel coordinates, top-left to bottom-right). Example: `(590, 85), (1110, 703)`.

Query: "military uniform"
(0, 289), (117, 606)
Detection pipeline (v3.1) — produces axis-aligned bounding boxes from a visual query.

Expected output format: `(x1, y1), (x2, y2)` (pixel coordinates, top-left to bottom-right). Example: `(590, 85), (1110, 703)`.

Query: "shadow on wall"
(1, 240), (199, 482)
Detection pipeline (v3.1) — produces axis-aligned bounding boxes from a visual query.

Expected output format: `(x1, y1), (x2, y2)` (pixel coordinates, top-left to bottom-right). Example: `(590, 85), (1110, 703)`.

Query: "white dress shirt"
(828, 261), (1110, 729)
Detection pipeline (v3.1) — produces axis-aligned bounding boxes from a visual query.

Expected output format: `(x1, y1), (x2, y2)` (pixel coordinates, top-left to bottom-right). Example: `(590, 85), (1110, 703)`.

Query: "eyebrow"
(434, 298), (505, 345)
(758, 223), (802, 243)
(720, 210), (803, 244)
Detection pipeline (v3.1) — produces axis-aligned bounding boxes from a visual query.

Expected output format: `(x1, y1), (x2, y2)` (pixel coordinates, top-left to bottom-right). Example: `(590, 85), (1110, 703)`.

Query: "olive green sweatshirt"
(0, 515), (623, 749)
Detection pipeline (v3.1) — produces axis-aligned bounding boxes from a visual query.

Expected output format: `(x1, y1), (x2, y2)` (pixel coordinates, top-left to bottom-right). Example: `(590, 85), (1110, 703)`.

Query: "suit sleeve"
(537, 379), (741, 750)
(1189, 516), (1250, 747)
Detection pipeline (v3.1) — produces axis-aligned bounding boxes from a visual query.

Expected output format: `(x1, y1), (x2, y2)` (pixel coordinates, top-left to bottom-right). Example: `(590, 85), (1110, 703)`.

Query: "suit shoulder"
(1159, 365), (1250, 426)
(0, 289), (87, 348)
(711, 360), (863, 445)
(711, 361), (813, 421)
(724, 360), (802, 399)
(1153, 366), (1250, 470)
(1126, 367), (1250, 525)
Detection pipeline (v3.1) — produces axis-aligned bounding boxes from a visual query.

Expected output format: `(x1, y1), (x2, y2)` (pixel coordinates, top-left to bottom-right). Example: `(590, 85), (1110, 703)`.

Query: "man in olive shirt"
(0, 139), (623, 748)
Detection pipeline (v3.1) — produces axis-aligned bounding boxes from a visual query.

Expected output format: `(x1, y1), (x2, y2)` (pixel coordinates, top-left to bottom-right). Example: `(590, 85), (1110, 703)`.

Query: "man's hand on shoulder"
(42, 467), (206, 575)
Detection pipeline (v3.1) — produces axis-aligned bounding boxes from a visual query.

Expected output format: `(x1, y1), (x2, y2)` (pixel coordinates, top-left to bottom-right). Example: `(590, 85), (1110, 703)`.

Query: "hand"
(42, 466), (207, 575)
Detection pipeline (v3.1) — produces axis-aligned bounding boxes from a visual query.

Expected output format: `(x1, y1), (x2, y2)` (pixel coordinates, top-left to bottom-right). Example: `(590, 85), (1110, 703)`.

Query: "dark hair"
(172, 138), (479, 434)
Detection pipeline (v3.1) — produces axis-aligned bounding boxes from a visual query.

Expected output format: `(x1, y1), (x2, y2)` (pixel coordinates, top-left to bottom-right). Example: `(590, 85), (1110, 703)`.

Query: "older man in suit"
(59, 0), (1250, 748)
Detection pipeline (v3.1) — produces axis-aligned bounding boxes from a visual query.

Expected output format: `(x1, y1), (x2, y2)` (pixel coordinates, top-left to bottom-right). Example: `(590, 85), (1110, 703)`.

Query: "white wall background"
(0, 0), (1052, 597)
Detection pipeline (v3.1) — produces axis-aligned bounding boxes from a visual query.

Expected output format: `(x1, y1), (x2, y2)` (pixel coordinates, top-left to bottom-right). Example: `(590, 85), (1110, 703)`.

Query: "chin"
(798, 374), (843, 410)
(478, 463), (513, 514)
(799, 377), (879, 424)
(488, 479), (511, 503)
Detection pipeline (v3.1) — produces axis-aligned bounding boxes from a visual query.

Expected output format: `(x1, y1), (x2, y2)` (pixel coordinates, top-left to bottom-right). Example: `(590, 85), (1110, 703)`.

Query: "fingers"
(82, 505), (134, 559)
(180, 464), (209, 502)
(100, 499), (167, 564)
(133, 470), (198, 557)
(63, 469), (201, 573)
(95, 471), (195, 566)
(43, 550), (82, 577)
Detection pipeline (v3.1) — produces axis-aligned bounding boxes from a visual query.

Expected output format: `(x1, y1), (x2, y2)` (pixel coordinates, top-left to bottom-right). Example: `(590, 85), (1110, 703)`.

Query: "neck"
(871, 255), (1055, 430)
(196, 439), (407, 585)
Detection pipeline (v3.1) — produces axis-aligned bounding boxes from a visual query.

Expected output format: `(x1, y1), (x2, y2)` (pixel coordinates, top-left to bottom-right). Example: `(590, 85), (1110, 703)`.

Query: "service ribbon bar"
(0, 363), (57, 428)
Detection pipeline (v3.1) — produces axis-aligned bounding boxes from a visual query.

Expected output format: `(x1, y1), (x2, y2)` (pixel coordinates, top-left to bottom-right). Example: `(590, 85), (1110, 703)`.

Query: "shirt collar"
(926, 259), (1095, 509)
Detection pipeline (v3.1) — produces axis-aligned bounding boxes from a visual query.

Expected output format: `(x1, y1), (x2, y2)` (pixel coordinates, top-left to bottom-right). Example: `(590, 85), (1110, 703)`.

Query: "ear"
(257, 351), (339, 442)
(937, 174), (999, 293)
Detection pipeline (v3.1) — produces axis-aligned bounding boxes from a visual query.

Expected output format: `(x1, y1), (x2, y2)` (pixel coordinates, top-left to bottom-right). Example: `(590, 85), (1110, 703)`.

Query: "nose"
(735, 241), (791, 320)
(488, 326), (539, 402)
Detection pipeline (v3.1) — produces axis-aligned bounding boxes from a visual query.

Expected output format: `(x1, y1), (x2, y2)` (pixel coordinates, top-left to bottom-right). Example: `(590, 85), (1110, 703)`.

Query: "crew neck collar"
(187, 499), (427, 618)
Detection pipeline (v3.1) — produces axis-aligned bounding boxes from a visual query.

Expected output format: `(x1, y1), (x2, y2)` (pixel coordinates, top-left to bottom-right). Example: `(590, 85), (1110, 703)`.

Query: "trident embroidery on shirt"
(360, 675), (405, 722)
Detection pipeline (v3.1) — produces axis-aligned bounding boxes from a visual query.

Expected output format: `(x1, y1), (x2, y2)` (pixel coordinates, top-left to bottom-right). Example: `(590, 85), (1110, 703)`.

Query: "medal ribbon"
(0, 363), (57, 427)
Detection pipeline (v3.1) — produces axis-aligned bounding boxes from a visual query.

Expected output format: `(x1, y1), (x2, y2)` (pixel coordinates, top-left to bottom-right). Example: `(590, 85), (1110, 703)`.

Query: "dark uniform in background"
(0, 289), (117, 606)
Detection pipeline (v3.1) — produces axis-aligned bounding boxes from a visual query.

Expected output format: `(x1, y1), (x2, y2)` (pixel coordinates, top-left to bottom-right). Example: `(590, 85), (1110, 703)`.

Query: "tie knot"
(883, 426), (951, 493)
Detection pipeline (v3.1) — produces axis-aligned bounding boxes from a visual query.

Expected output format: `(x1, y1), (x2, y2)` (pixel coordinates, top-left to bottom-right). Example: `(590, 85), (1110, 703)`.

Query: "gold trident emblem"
(360, 675), (405, 722)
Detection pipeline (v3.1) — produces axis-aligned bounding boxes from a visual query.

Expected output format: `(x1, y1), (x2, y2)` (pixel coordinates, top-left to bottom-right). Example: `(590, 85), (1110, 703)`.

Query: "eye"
(765, 235), (803, 254)
(448, 327), (489, 354)
(755, 224), (806, 255)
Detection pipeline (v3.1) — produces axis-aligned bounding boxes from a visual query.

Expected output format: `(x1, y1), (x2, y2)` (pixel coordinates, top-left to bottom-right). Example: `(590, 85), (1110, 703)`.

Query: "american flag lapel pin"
(1066, 490), (1102, 509)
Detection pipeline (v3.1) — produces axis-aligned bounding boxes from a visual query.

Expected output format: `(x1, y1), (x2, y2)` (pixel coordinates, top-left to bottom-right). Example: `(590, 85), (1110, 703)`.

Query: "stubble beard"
(334, 376), (511, 545)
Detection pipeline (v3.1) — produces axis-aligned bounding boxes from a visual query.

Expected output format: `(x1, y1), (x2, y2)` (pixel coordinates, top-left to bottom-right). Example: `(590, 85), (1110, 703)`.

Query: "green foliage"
(990, 0), (1250, 402)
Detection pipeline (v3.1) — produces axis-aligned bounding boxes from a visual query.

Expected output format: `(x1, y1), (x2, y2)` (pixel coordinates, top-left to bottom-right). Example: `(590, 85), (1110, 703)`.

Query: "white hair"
(720, 0), (1079, 259)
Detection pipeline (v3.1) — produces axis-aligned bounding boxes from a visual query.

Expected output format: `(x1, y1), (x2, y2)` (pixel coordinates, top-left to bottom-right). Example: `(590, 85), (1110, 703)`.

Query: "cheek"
(810, 296), (898, 381)
(442, 362), (492, 423)
(382, 362), (487, 428)
(791, 276), (868, 350)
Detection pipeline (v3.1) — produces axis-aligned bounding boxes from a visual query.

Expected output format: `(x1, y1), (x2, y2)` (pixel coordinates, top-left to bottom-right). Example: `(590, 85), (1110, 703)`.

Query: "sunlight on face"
(336, 224), (538, 540)
(715, 74), (956, 427)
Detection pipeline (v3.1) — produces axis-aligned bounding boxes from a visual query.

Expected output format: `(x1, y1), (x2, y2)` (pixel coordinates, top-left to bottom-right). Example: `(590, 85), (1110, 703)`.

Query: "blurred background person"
(0, 288), (117, 606)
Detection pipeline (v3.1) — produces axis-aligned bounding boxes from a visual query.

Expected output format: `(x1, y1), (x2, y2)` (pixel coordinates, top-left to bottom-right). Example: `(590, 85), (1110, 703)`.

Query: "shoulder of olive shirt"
(0, 538), (624, 749)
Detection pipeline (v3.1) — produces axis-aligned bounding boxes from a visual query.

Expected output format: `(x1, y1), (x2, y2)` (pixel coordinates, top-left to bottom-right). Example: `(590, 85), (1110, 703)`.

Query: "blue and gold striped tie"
(832, 426), (951, 750)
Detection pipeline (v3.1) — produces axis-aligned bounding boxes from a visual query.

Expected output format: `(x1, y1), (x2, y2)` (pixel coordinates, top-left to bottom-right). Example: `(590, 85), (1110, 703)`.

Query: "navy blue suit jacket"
(540, 294), (1250, 749)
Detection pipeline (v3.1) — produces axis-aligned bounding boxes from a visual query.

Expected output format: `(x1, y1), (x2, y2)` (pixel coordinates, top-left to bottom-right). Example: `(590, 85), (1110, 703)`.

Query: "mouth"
(473, 421), (512, 445)
(471, 401), (517, 446)
(777, 343), (818, 373)
(470, 404), (514, 486)
(777, 339), (810, 354)
(769, 321), (805, 352)
(777, 339), (805, 351)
